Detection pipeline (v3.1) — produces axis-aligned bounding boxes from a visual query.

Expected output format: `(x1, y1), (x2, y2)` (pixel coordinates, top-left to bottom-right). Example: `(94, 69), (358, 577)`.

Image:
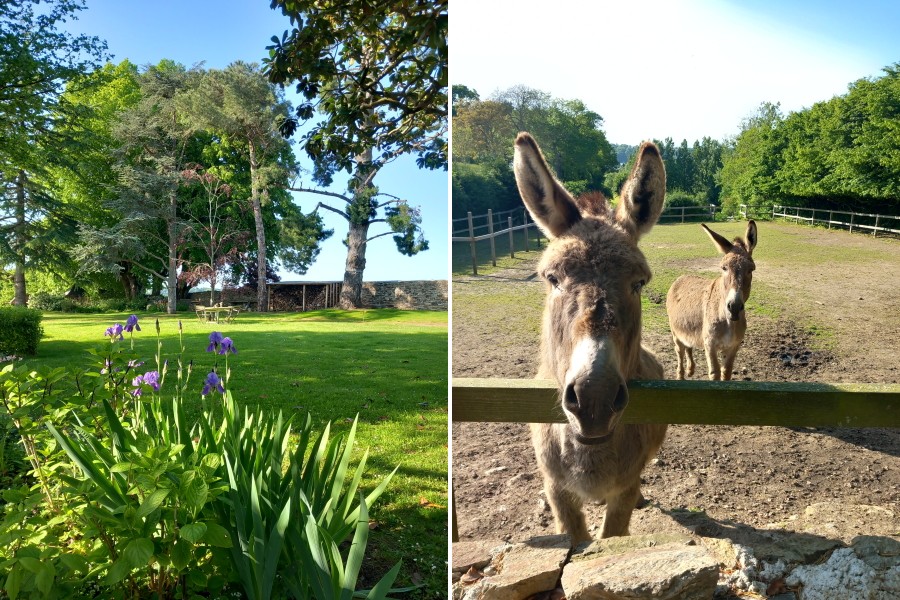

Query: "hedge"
(0, 307), (43, 356)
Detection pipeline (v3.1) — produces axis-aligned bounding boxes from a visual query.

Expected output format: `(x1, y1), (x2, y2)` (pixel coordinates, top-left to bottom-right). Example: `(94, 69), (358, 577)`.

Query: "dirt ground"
(451, 226), (900, 546)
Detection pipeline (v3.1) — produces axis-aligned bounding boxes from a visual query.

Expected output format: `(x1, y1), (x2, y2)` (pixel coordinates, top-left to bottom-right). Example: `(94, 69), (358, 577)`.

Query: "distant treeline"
(452, 63), (900, 219)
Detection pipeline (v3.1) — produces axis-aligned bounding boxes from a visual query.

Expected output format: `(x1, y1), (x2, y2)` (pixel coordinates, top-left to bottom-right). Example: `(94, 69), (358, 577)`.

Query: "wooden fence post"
(850, 213), (854, 234)
(523, 209), (529, 252)
(508, 217), (515, 258)
(467, 211), (478, 276)
(828, 210), (833, 230)
(487, 209), (497, 266)
(874, 214), (880, 237)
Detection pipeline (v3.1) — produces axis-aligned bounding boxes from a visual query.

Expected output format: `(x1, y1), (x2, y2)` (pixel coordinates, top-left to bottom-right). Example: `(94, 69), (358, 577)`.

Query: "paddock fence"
(450, 377), (900, 542)
(452, 204), (722, 276)
(740, 204), (900, 237)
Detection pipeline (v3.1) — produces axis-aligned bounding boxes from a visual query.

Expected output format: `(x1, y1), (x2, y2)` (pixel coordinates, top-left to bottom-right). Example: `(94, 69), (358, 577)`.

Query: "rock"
(452, 539), (506, 573)
(460, 534), (572, 600)
(562, 538), (717, 600)
(785, 546), (900, 600)
(485, 466), (508, 475)
(851, 535), (900, 572)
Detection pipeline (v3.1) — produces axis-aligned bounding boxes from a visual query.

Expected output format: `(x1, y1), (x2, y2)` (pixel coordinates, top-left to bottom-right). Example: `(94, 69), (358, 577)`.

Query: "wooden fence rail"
(451, 378), (900, 541)
(739, 204), (900, 236)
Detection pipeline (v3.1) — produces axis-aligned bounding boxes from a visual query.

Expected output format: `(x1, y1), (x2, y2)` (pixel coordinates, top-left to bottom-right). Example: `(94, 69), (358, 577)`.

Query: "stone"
(561, 540), (718, 600)
(785, 546), (900, 600)
(452, 539), (506, 572)
(851, 535), (900, 571)
(572, 533), (695, 562)
(461, 534), (571, 600)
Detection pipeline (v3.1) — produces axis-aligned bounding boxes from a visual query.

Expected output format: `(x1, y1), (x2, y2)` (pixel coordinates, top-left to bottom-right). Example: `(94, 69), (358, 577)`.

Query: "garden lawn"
(28, 309), (449, 598)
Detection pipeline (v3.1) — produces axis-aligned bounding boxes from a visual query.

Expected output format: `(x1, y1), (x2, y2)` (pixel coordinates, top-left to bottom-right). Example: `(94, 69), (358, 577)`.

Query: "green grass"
(24, 309), (448, 598)
(452, 219), (897, 354)
(452, 226), (547, 276)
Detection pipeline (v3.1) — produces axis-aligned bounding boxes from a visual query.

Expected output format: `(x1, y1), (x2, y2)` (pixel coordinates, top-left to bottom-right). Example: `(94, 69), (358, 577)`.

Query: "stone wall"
(360, 280), (448, 311)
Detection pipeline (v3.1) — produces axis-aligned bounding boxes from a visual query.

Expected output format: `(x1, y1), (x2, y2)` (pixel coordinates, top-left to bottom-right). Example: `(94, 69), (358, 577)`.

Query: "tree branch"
(366, 230), (395, 243)
(313, 201), (350, 221)
(286, 185), (353, 205)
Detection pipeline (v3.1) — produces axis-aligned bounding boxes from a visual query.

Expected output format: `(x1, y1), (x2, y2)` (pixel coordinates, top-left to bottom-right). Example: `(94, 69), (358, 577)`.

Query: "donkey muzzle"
(563, 376), (629, 443)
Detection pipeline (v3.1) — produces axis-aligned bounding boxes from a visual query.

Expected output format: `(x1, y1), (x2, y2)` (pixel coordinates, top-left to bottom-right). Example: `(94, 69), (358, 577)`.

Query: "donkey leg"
(722, 347), (739, 381)
(685, 347), (696, 377)
(673, 335), (686, 380)
(704, 340), (721, 381)
(545, 480), (591, 544)
(600, 483), (641, 538)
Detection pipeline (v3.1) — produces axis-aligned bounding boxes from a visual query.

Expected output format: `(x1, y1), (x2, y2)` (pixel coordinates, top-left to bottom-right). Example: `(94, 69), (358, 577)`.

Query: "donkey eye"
(632, 279), (645, 294)
(546, 274), (560, 288)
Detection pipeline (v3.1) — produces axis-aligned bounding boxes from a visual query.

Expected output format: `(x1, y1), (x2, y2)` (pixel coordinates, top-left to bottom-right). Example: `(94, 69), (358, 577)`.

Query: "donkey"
(666, 221), (758, 381)
(513, 132), (668, 543)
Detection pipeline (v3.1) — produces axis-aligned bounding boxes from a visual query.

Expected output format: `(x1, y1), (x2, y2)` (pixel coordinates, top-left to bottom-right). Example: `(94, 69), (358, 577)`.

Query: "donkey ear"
(701, 223), (734, 254)
(514, 132), (581, 238)
(615, 142), (666, 238)
(745, 220), (758, 254)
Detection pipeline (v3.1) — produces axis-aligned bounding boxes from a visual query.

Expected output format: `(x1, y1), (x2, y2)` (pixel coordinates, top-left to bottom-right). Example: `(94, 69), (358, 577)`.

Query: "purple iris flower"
(202, 371), (225, 395)
(206, 331), (224, 352)
(104, 323), (124, 341)
(142, 370), (161, 391)
(124, 314), (141, 333)
(218, 337), (237, 355)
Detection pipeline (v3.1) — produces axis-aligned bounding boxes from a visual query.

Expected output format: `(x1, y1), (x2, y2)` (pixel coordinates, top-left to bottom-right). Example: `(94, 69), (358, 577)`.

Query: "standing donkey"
(666, 221), (758, 380)
(513, 132), (667, 543)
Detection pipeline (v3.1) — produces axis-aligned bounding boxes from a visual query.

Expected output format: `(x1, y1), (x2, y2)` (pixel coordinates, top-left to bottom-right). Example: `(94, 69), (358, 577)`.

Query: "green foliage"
(265, 0), (448, 176)
(386, 202), (429, 256)
(451, 162), (520, 218)
(0, 308), (43, 356)
(0, 316), (408, 599)
(721, 65), (900, 215)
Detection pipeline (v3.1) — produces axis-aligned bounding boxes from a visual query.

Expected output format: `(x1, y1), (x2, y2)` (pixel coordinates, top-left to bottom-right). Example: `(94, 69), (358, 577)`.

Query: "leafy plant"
(200, 391), (404, 599)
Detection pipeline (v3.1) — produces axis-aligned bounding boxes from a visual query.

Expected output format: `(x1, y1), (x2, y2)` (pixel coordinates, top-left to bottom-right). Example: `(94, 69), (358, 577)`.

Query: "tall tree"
(265, 0), (448, 309)
(180, 61), (299, 311)
(0, 0), (108, 305)
(106, 61), (202, 313)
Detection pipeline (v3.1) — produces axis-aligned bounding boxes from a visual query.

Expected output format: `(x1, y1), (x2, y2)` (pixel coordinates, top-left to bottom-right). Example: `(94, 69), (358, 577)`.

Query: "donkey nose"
(727, 299), (744, 319)
(563, 378), (630, 415)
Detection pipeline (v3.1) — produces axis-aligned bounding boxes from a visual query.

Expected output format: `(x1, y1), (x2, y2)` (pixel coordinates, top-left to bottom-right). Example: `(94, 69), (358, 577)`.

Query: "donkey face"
(702, 221), (758, 321)
(514, 133), (666, 443)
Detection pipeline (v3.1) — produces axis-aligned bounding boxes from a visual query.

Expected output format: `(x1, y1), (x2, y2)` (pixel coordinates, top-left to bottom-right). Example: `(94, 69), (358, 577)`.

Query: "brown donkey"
(666, 221), (758, 380)
(514, 132), (667, 543)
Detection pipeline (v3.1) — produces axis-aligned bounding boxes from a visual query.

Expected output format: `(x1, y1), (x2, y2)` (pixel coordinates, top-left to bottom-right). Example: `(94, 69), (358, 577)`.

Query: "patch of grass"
(452, 227), (547, 276)
(24, 309), (449, 598)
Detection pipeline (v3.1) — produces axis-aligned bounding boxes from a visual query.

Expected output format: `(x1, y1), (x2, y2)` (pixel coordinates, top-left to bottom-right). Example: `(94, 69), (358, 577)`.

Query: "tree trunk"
(12, 171), (28, 307)
(249, 142), (267, 312)
(339, 219), (369, 309)
(166, 192), (178, 314)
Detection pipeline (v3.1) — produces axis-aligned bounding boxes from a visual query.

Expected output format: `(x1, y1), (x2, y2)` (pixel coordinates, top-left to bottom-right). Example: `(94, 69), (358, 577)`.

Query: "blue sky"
(63, 0), (448, 282)
(451, 0), (900, 144)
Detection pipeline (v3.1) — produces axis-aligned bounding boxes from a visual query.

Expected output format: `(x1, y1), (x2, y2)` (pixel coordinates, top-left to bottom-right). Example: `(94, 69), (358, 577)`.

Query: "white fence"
(766, 205), (900, 237)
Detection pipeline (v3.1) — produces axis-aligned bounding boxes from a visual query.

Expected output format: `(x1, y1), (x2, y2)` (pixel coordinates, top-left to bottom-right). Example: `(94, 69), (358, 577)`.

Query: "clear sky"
(451, 0), (900, 145)
(63, 0), (449, 282)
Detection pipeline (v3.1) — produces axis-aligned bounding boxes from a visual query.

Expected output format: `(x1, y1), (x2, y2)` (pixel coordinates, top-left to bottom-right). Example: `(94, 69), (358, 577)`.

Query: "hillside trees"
(265, 0), (448, 308)
(0, 0), (109, 305)
(720, 65), (900, 214)
(452, 85), (617, 217)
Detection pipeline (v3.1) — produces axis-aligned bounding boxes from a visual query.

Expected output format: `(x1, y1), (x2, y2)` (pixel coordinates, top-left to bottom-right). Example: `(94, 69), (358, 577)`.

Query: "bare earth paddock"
(451, 221), (899, 552)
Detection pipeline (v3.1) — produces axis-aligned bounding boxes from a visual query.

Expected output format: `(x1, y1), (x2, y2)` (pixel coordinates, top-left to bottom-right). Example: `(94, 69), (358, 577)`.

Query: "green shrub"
(0, 308), (43, 356)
